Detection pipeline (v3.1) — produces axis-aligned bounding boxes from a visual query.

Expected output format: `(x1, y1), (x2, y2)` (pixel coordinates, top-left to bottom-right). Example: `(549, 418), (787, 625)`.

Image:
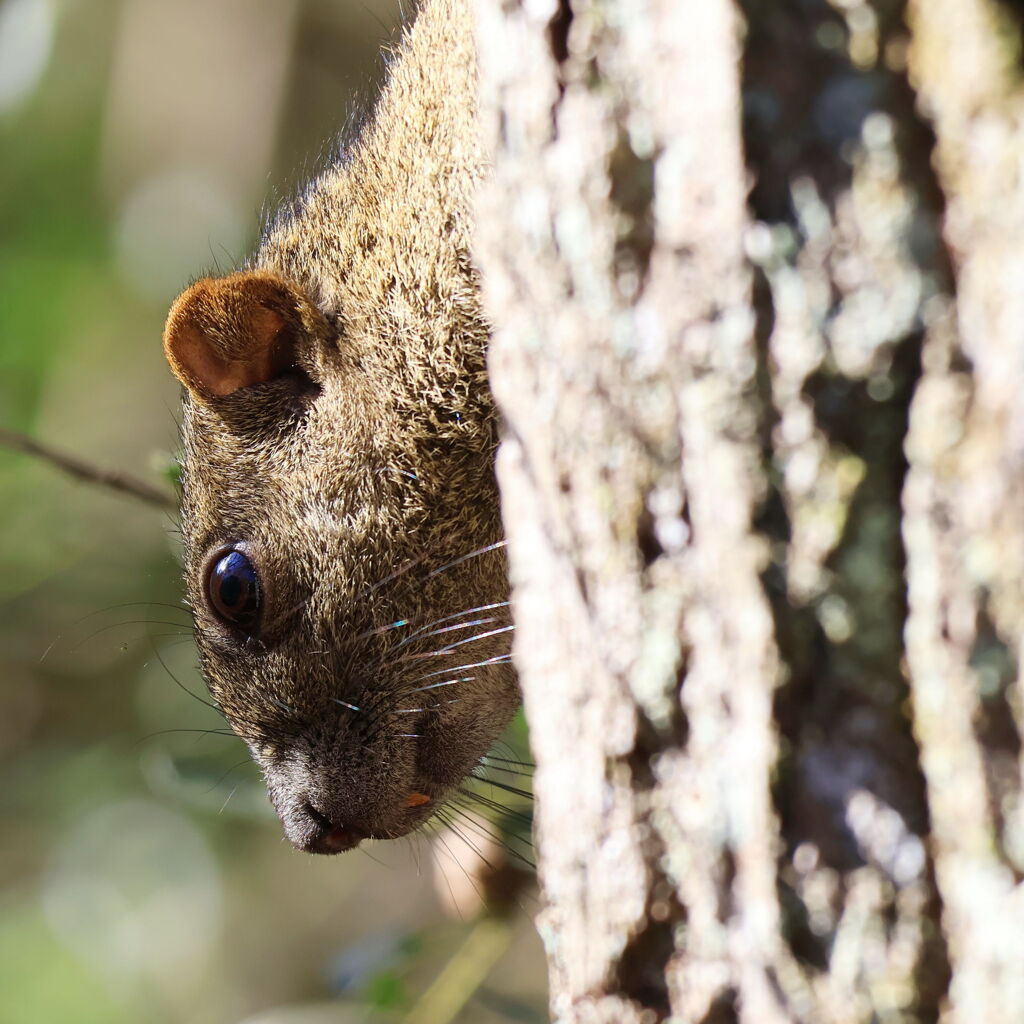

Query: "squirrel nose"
(298, 801), (367, 855)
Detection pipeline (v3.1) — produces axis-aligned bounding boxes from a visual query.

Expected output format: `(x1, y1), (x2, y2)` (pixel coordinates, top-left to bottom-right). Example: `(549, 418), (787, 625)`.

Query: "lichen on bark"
(474, 0), (1024, 1020)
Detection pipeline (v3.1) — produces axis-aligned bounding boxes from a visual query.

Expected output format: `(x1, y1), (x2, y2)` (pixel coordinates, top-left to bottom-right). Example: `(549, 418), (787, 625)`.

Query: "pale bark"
(474, 0), (1024, 1021)
(902, 0), (1024, 1018)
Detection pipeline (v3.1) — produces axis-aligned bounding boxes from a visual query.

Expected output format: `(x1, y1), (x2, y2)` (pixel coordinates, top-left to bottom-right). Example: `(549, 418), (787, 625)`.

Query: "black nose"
(298, 801), (367, 855)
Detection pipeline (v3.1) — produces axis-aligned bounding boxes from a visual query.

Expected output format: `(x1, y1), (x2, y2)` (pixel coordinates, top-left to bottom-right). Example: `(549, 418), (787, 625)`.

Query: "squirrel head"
(164, 264), (518, 854)
(162, 0), (519, 855)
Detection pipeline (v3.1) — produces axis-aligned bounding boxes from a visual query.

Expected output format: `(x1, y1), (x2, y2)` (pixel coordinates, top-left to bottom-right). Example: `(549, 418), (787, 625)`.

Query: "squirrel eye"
(207, 550), (261, 633)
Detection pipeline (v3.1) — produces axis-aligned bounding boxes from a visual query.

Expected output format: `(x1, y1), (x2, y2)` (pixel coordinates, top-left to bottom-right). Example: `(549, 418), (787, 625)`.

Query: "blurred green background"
(0, 0), (543, 1021)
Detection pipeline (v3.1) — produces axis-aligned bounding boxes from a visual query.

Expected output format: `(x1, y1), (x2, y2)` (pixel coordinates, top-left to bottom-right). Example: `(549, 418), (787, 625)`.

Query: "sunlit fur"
(165, 0), (520, 853)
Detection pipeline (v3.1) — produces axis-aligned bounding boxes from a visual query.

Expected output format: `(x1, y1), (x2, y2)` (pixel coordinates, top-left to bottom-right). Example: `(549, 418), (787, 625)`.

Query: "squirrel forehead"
(179, 415), (417, 571)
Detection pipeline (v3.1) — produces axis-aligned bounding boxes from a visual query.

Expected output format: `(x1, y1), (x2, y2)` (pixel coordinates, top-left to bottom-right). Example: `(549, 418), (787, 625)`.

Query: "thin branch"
(0, 427), (177, 511)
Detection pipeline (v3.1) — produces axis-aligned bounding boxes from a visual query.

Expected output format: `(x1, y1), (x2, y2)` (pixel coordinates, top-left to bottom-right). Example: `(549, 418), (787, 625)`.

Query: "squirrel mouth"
(285, 791), (437, 854)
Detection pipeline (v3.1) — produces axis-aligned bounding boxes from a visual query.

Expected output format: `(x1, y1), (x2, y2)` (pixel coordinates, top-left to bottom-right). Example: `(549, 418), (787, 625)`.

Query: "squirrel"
(161, 0), (519, 854)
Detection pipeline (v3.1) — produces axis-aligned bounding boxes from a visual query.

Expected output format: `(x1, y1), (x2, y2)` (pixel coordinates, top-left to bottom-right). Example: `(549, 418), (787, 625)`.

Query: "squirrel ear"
(163, 271), (323, 399)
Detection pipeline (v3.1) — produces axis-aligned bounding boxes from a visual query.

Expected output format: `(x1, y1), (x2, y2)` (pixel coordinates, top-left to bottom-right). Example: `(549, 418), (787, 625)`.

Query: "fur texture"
(164, 0), (519, 853)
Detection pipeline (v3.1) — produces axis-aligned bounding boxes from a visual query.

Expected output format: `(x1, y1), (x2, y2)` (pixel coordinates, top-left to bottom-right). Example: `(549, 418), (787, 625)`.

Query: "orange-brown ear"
(163, 270), (325, 399)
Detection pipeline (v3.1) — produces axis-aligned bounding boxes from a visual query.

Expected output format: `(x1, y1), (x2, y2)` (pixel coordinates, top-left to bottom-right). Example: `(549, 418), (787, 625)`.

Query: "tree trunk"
(473, 0), (1024, 1021)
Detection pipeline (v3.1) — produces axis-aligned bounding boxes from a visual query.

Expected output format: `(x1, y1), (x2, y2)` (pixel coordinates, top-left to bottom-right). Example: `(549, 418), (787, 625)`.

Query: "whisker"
(477, 777), (533, 801)
(487, 744), (535, 767)
(40, 635), (61, 664)
(393, 616), (499, 650)
(405, 675), (475, 694)
(481, 754), (535, 767)
(42, 600), (193, 660)
(202, 758), (253, 795)
(434, 808), (502, 875)
(395, 699), (461, 714)
(396, 624), (516, 664)
(394, 601), (512, 648)
(413, 601), (510, 635)
(409, 831), (424, 876)
(149, 638), (223, 716)
(218, 785), (239, 815)
(379, 466), (418, 481)
(427, 539), (508, 578)
(360, 842), (391, 869)
(68, 618), (202, 653)
(476, 761), (534, 779)
(363, 553), (426, 598)
(136, 727), (237, 745)
(458, 788), (533, 827)
(106, 632), (209, 656)
(332, 699), (362, 712)
(396, 650), (454, 663)
(357, 617), (412, 641)
(433, 623), (515, 650)
(351, 592), (512, 652)
(447, 801), (536, 869)
(475, 778), (532, 802)
(77, 600), (191, 620)
(412, 654), (512, 682)
(426, 822), (469, 919)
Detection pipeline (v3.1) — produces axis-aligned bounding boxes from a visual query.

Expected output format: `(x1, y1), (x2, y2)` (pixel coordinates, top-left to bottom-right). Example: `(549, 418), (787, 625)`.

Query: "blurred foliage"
(0, 1), (544, 1022)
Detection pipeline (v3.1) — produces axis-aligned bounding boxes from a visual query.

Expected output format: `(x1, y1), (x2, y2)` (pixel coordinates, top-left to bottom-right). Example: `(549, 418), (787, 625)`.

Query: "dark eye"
(207, 550), (261, 633)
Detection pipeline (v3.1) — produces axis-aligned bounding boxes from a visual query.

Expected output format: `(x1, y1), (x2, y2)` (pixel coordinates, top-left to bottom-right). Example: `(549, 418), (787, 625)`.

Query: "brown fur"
(163, 0), (519, 853)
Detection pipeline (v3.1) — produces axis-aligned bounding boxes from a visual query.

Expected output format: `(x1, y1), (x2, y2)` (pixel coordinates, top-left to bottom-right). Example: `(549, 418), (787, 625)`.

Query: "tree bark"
(474, 0), (1024, 1021)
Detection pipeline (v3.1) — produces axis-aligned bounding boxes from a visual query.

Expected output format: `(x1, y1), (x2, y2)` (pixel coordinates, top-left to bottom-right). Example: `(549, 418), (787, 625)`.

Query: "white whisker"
(363, 554), (425, 598)
(395, 699), (461, 713)
(411, 654), (513, 682)
(396, 624), (516, 663)
(357, 618), (411, 640)
(397, 601), (510, 644)
(394, 616), (498, 649)
(437, 624), (515, 650)
(427, 540), (507, 578)
(406, 675), (475, 694)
